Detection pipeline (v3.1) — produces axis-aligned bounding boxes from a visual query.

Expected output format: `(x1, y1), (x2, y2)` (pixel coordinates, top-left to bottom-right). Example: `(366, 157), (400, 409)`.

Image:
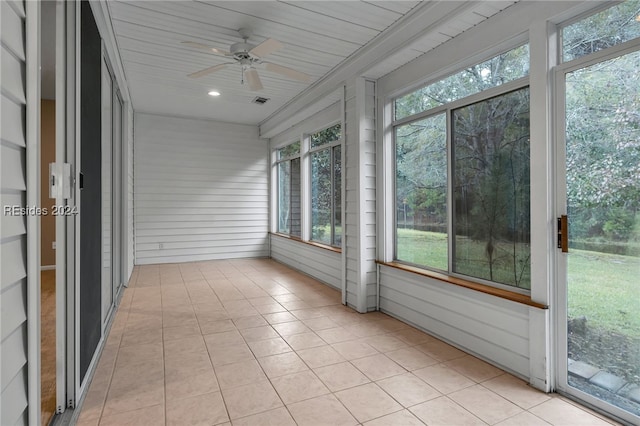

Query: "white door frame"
(554, 38), (640, 426)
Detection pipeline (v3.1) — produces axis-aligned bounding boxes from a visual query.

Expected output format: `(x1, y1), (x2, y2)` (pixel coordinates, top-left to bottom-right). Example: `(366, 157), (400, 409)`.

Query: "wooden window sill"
(376, 261), (547, 309)
(271, 232), (342, 254)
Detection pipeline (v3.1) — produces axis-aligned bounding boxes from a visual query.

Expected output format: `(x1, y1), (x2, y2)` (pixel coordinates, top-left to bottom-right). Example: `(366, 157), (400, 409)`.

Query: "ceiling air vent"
(252, 96), (270, 105)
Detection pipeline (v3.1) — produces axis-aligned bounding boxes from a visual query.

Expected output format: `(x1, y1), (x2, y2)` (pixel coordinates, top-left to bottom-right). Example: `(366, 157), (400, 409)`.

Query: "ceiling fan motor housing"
(231, 42), (257, 60)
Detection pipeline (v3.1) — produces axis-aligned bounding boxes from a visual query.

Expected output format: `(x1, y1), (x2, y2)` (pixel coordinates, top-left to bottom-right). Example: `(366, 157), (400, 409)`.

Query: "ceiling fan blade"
(181, 41), (231, 56)
(187, 63), (228, 79)
(244, 68), (264, 91)
(264, 62), (312, 83)
(249, 38), (283, 58)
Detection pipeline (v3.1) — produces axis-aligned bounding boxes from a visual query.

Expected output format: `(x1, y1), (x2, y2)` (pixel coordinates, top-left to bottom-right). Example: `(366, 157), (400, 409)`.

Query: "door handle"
(557, 215), (568, 253)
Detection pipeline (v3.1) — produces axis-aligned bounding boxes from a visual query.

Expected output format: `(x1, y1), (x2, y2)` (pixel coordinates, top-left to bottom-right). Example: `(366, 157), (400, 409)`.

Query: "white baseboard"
(41, 265), (56, 271)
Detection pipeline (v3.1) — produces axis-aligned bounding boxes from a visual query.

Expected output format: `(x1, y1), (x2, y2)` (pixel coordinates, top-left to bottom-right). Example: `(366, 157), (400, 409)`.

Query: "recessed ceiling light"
(208, 90), (221, 97)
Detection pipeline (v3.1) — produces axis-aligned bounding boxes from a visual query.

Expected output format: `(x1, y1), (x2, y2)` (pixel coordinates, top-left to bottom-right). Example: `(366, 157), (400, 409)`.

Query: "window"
(394, 44), (531, 290)
(562, 0), (640, 62)
(277, 142), (301, 236)
(310, 124), (342, 246)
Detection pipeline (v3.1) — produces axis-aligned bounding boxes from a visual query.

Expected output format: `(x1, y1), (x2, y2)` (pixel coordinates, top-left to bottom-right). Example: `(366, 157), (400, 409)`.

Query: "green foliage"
(562, 0), (640, 62)
(603, 208), (636, 240)
(395, 44), (529, 120)
(310, 123), (341, 149)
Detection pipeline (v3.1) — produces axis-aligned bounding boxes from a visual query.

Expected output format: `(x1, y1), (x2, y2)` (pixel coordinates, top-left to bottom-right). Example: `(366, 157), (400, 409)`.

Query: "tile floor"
(77, 259), (618, 426)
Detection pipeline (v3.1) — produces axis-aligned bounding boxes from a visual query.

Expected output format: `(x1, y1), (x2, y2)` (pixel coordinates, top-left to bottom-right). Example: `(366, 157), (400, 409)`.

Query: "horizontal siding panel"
(0, 1), (25, 60)
(134, 114), (268, 263)
(1, 322), (27, 392)
(0, 193), (26, 238)
(1, 51), (26, 105)
(379, 267), (530, 376)
(270, 236), (341, 290)
(1, 144), (26, 191)
(135, 250), (267, 265)
(1, 237), (26, 290)
(1, 365), (27, 425)
(1, 280), (26, 341)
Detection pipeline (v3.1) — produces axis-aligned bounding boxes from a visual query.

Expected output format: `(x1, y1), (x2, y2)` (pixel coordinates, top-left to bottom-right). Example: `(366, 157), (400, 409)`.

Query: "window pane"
(311, 149), (332, 244)
(395, 44), (529, 121)
(333, 145), (342, 247)
(311, 123), (341, 149)
(278, 161), (291, 234)
(290, 158), (301, 237)
(562, 0), (640, 62)
(278, 141), (300, 160)
(278, 159), (301, 236)
(452, 88), (531, 289)
(395, 114), (448, 270)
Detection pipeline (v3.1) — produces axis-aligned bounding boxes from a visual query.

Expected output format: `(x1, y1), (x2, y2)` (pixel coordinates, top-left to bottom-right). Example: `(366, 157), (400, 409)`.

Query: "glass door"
(557, 39), (640, 424)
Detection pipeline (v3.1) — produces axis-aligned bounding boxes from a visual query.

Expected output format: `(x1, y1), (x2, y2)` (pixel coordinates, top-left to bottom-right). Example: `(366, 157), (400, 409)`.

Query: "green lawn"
(396, 228), (639, 337)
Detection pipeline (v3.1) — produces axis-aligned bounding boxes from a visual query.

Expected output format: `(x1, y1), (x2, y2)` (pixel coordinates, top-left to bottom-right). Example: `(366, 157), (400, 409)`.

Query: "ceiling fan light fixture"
(208, 90), (221, 97)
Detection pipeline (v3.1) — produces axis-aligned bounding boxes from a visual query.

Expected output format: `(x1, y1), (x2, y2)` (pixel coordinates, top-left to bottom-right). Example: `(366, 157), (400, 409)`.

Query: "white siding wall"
(379, 266), (532, 378)
(1, 0), (29, 423)
(270, 236), (341, 290)
(344, 78), (377, 312)
(134, 113), (269, 264)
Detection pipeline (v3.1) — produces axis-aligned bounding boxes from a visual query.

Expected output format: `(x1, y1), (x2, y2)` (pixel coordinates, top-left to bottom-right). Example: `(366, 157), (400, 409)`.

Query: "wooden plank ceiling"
(108, 1), (516, 126)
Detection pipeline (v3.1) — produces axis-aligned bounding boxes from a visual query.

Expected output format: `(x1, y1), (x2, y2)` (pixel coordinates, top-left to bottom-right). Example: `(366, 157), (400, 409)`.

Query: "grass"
(396, 228), (640, 338)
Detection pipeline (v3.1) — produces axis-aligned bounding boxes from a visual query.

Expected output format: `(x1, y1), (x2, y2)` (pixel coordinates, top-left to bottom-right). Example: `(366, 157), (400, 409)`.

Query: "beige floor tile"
(351, 354), (406, 381)
(120, 326), (163, 347)
(297, 345), (346, 368)
(166, 391), (229, 426)
(102, 380), (164, 417)
(232, 315), (268, 329)
(335, 383), (403, 423)
(99, 404), (165, 426)
(287, 394), (358, 426)
(258, 351), (309, 378)
(270, 370), (330, 404)
(165, 352), (213, 379)
(316, 327), (358, 344)
(445, 355), (504, 382)
(362, 409), (425, 426)
(247, 296), (277, 306)
(262, 311), (297, 324)
(415, 340), (467, 362)
(214, 359), (267, 389)
(393, 327), (435, 346)
(376, 372), (441, 407)
(163, 324), (202, 341)
(313, 361), (371, 392)
(290, 308), (326, 320)
(282, 332), (326, 350)
(363, 335), (408, 353)
(255, 303), (287, 314)
(331, 341), (379, 360)
(208, 343), (255, 366)
(78, 386), (108, 422)
(116, 342), (163, 366)
(528, 398), (614, 425)
(413, 363), (475, 394)
(482, 374), (551, 409)
(238, 325), (279, 342)
(163, 335), (207, 356)
(247, 336), (292, 357)
(279, 300), (311, 311)
(302, 316), (340, 331)
(221, 380), (283, 419)
(272, 320), (311, 336)
(165, 369), (219, 401)
(199, 319), (236, 335)
(449, 384), (523, 424)
(384, 347), (438, 371)
(231, 407), (296, 426)
(110, 358), (164, 390)
(410, 396), (485, 426)
(496, 411), (551, 426)
(204, 329), (246, 347)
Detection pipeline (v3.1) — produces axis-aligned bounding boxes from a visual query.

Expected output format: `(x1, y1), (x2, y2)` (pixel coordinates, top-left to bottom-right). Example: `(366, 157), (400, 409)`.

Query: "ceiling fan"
(181, 28), (312, 91)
